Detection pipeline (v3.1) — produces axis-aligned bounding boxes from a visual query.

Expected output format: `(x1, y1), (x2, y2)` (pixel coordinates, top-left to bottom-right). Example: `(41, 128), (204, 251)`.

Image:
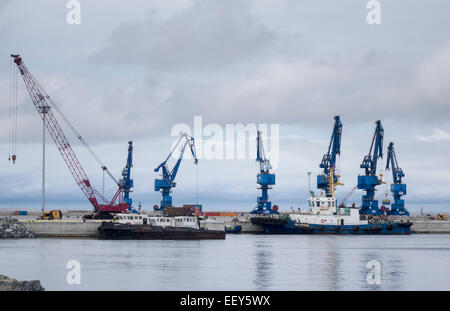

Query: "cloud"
(416, 128), (450, 142)
(0, 0), (11, 38)
(91, 0), (450, 128)
(0, 0), (10, 11)
(92, 0), (304, 73)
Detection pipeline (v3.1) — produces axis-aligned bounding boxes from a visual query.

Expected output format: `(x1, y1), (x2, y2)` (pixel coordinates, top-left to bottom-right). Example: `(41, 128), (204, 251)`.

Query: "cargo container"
(220, 212), (237, 217)
(14, 211), (28, 216)
(203, 212), (220, 217)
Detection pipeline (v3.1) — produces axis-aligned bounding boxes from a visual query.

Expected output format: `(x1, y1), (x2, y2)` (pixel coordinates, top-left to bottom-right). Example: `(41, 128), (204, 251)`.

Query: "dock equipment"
(40, 210), (62, 220)
(251, 130), (278, 215)
(154, 133), (198, 210)
(10, 54), (134, 216)
(358, 120), (384, 215)
(385, 142), (409, 215)
(317, 116), (343, 197)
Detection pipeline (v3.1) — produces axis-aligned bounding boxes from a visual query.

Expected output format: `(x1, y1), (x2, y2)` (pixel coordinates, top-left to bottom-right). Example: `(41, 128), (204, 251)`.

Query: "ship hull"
(251, 218), (412, 235)
(98, 222), (226, 240)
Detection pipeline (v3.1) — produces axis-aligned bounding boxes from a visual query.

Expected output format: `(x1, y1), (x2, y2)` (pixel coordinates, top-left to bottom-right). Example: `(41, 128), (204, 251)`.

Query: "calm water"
(1, 234), (450, 291)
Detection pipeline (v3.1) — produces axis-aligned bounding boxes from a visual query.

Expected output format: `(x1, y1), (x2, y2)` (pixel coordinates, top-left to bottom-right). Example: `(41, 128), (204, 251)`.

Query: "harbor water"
(1, 234), (450, 291)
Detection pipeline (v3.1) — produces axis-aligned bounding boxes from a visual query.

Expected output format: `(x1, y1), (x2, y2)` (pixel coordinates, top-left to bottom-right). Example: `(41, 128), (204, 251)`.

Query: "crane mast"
(358, 120), (384, 215)
(154, 133), (198, 210)
(317, 116), (343, 197)
(251, 130), (277, 215)
(11, 54), (130, 214)
(385, 142), (409, 215)
(120, 141), (135, 212)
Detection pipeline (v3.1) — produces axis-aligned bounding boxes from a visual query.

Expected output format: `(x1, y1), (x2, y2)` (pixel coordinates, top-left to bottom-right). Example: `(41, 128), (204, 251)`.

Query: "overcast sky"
(1, 0), (449, 213)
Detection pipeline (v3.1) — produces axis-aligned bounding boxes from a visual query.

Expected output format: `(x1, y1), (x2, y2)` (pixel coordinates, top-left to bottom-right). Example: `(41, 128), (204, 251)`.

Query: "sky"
(0, 0), (449, 213)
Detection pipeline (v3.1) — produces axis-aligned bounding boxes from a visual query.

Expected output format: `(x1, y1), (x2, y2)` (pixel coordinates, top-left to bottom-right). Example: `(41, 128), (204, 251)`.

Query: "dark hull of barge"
(98, 222), (226, 240)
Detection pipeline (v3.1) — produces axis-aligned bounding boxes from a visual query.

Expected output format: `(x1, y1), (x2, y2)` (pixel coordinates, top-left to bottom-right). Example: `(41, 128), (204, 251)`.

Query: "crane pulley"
(154, 133), (198, 210)
(10, 54), (131, 214)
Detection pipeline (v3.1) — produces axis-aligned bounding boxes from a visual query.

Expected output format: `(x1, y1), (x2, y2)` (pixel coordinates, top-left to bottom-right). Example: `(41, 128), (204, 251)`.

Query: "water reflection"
(253, 240), (273, 290)
(360, 252), (405, 291)
(1, 235), (448, 290)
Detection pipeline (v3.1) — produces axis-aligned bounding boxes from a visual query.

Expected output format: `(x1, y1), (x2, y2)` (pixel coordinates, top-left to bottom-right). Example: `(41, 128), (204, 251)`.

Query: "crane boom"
(154, 133), (198, 210)
(385, 142), (408, 215)
(11, 54), (129, 213)
(317, 116), (343, 197)
(386, 142), (404, 184)
(120, 141), (134, 210)
(251, 131), (277, 215)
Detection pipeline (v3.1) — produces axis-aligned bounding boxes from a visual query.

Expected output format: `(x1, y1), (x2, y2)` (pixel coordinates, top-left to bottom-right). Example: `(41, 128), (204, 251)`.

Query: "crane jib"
(11, 54), (127, 213)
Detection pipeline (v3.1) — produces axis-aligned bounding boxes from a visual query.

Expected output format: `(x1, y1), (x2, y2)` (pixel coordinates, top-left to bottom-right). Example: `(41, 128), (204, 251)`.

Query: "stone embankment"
(0, 217), (37, 238)
(0, 275), (44, 291)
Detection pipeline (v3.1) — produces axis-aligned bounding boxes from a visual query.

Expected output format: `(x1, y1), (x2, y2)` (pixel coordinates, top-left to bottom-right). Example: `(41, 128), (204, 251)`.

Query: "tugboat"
(251, 193), (412, 234)
(98, 214), (225, 240)
(251, 168), (412, 235)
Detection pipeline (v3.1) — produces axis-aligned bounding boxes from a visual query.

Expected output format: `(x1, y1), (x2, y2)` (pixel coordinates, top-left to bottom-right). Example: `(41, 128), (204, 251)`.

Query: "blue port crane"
(317, 116), (343, 197)
(358, 120), (384, 215)
(385, 142), (409, 215)
(119, 141), (136, 213)
(251, 130), (278, 215)
(154, 133), (198, 210)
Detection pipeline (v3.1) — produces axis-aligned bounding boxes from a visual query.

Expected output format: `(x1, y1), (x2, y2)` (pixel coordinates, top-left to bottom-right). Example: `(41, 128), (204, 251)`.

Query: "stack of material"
(0, 275), (44, 291)
(163, 206), (195, 217)
(0, 217), (37, 238)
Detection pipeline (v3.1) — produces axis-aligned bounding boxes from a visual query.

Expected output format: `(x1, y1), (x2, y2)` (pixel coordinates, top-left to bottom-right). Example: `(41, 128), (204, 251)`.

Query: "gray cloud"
(93, 0), (305, 72)
(88, 0), (450, 132)
(0, 0), (11, 38)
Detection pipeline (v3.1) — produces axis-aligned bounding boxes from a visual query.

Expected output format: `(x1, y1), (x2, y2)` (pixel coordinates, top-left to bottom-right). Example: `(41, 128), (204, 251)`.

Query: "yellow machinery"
(40, 210), (62, 220)
(437, 214), (447, 220)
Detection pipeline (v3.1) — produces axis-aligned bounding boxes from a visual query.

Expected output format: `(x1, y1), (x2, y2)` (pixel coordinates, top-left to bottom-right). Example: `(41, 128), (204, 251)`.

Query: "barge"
(98, 214), (225, 240)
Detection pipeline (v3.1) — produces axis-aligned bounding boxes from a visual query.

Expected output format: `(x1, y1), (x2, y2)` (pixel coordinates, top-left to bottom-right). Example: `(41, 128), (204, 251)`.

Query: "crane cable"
(9, 60), (18, 164)
(48, 97), (119, 185)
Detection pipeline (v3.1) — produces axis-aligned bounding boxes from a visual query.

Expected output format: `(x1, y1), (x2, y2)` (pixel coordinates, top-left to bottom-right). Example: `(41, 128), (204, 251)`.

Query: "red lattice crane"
(11, 54), (129, 214)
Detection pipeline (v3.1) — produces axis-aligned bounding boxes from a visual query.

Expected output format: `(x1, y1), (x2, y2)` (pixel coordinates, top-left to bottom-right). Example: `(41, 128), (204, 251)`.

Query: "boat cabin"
(113, 214), (199, 229)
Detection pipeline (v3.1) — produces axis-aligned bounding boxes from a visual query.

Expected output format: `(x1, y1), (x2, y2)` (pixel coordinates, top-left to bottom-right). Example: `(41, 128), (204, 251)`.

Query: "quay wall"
(21, 221), (100, 237)
(18, 217), (450, 237)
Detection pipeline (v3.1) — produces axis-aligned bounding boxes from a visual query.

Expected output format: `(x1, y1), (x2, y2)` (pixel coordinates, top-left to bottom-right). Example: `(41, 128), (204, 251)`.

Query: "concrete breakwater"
(410, 220), (450, 233)
(0, 217), (37, 238)
(20, 217), (262, 237)
(15, 214), (450, 237)
(0, 275), (44, 291)
(22, 220), (100, 238)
